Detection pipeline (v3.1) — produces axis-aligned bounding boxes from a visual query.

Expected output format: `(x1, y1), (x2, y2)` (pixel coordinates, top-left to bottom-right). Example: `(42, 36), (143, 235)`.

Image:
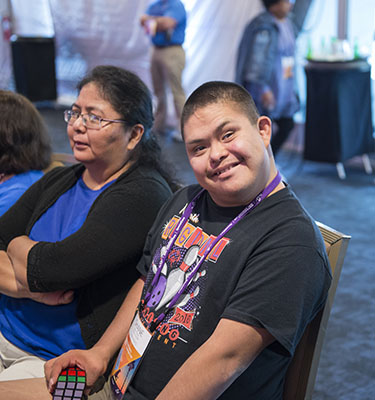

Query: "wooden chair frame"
(44, 152), (77, 172)
(51, 152), (77, 165)
(283, 221), (351, 400)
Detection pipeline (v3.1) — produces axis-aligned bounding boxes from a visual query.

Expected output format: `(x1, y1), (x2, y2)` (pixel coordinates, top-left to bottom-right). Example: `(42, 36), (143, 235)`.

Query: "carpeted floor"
(274, 152), (375, 400)
(40, 105), (375, 399)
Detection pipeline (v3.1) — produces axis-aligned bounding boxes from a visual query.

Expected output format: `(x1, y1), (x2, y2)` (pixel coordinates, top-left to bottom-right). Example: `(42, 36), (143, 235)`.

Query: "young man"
(236, 0), (299, 156)
(1, 82), (331, 399)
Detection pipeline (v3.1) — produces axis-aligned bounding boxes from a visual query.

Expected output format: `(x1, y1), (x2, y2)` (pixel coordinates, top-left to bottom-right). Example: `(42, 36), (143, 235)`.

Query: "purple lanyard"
(145, 171), (282, 330)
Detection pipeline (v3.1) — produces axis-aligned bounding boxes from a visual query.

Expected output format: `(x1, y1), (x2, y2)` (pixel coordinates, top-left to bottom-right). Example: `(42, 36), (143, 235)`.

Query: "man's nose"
(209, 141), (228, 164)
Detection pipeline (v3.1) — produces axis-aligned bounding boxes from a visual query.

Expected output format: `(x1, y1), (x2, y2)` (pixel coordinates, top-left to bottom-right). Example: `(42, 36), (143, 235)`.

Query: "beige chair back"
(283, 221), (350, 400)
(44, 152), (78, 172)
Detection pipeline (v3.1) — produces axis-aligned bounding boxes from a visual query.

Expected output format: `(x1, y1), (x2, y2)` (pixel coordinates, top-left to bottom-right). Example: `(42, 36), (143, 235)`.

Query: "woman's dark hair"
(77, 65), (179, 191)
(0, 90), (52, 174)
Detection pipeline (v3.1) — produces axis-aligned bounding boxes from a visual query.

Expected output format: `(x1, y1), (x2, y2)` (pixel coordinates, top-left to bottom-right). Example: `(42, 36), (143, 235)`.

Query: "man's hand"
(140, 14), (176, 32)
(140, 14), (150, 26)
(45, 347), (110, 396)
(45, 278), (145, 395)
(261, 90), (275, 111)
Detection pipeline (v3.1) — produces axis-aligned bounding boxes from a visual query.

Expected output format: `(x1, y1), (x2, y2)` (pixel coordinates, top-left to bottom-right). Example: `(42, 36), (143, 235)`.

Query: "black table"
(11, 36), (57, 102)
(304, 60), (374, 174)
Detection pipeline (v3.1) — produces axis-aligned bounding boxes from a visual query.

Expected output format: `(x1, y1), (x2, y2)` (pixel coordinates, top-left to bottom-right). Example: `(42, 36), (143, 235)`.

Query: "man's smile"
(210, 161), (241, 178)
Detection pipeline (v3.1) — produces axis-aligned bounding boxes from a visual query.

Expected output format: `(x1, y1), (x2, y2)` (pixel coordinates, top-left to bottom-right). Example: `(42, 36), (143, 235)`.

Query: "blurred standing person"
(0, 0), (12, 89)
(236, 0), (299, 156)
(140, 0), (187, 142)
(0, 90), (51, 216)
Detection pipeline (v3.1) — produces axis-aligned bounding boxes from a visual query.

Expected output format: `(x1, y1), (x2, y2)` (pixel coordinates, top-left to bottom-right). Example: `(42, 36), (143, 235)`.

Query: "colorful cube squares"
(53, 367), (86, 400)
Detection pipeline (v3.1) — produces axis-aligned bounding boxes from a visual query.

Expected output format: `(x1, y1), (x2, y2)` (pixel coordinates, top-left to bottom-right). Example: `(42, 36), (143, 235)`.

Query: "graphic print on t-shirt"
(141, 210), (230, 348)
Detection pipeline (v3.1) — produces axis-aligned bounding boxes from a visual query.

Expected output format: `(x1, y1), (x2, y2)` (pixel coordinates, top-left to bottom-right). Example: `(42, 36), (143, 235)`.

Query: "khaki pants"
(151, 45), (186, 132)
(88, 378), (112, 400)
(0, 331), (45, 381)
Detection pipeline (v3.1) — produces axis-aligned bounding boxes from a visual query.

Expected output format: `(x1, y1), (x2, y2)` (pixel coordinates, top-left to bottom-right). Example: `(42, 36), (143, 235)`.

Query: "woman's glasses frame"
(64, 109), (126, 130)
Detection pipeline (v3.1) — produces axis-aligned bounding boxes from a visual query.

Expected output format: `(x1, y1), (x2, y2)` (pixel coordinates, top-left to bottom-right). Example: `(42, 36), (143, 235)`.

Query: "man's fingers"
(45, 356), (76, 393)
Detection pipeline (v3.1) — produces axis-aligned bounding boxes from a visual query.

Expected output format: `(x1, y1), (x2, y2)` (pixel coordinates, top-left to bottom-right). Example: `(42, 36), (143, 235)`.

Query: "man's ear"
(257, 116), (272, 147)
(127, 124), (144, 150)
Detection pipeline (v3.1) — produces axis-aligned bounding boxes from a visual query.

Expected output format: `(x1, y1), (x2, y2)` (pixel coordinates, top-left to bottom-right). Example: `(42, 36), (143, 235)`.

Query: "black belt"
(154, 44), (182, 49)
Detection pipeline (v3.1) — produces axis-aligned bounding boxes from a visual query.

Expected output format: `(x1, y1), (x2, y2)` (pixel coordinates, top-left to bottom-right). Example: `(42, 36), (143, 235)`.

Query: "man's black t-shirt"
(126, 184), (331, 399)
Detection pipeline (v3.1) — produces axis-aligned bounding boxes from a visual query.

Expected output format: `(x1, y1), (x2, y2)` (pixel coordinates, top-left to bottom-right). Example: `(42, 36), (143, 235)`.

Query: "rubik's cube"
(53, 367), (86, 400)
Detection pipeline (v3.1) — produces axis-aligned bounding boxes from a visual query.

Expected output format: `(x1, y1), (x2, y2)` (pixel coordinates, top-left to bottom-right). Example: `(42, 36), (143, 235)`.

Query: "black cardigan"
(0, 162), (172, 349)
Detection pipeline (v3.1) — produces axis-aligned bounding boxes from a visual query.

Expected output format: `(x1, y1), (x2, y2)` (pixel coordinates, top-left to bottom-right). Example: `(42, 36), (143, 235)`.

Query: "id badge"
(109, 312), (153, 399)
(282, 56), (294, 79)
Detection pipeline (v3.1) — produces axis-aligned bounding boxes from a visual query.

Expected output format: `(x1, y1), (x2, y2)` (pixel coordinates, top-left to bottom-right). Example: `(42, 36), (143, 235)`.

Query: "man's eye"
(193, 145), (206, 154)
(222, 131), (234, 140)
(71, 110), (80, 118)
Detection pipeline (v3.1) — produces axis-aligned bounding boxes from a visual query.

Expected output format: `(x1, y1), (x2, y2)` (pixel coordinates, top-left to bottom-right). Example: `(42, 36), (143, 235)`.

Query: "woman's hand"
(6, 236), (74, 305)
(29, 289), (74, 305)
(7, 235), (37, 289)
(45, 347), (110, 396)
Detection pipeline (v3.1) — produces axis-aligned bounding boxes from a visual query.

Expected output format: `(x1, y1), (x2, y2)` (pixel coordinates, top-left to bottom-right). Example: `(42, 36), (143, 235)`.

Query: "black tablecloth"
(304, 60), (374, 163)
(11, 36), (57, 102)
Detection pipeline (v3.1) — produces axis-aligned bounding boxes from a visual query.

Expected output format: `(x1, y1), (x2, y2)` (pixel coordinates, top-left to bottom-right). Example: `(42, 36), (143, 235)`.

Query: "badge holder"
(109, 312), (154, 400)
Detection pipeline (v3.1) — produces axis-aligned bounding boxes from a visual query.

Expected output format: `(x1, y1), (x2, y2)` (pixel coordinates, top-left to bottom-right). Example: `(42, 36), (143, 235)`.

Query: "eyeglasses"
(64, 109), (126, 130)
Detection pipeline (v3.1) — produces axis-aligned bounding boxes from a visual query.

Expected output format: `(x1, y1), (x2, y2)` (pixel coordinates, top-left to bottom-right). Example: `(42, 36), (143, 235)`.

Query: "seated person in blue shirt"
(0, 90), (52, 216)
(0, 66), (174, 381)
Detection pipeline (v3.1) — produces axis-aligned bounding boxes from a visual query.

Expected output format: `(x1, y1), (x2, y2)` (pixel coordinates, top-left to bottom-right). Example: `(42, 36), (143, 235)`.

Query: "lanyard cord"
(144, 187), (205, 304)
(147, 171), (282, 331)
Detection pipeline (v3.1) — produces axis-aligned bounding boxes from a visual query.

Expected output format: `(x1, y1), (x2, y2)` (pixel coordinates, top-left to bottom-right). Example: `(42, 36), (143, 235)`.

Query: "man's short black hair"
(181, 81), (260, 139)
(262, 0), (282, 9)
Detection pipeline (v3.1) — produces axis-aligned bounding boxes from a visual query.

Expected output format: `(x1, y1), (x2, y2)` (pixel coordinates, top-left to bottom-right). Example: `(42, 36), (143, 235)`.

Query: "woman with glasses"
(0, 65), (175, 381)
(0, 90), (52, 216)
